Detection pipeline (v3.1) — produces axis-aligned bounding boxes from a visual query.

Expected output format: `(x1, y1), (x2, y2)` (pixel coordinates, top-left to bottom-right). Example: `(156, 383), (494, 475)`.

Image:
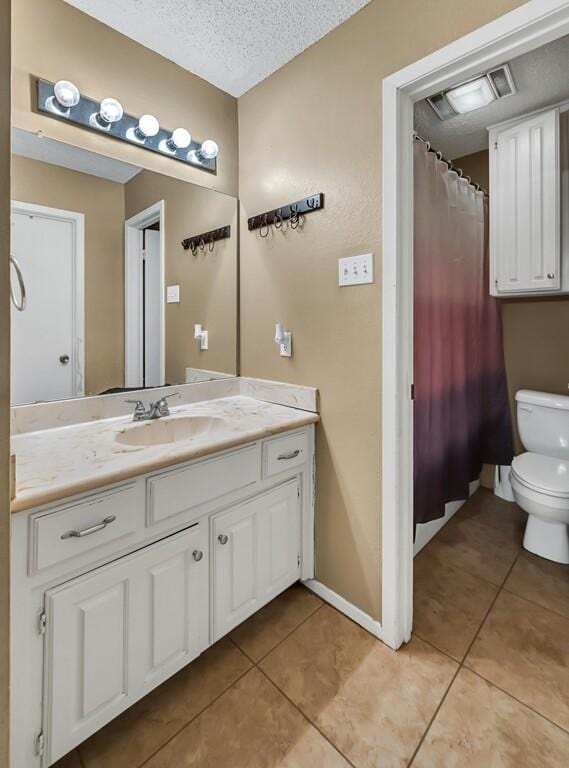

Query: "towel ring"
(10, 255), (26, 312)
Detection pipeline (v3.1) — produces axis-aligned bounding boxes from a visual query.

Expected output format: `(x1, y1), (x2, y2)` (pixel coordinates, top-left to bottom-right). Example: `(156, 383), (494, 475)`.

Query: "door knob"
(59, 354), (70, 364)
(218, 534), (229, 545)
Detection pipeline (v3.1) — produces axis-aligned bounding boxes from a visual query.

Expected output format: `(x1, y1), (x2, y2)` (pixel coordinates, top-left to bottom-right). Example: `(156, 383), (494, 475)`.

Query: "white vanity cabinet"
(11, 425), (315, 768)
(212, 479), (301, 640)
(489, 104), (569, 296)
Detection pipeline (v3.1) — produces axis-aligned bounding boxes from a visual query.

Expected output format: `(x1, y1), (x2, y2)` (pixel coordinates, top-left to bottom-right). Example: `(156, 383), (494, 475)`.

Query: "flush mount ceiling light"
(36, 78), (218, 174)
(427, 64), (516, 121)
(53, 80), (80, 109)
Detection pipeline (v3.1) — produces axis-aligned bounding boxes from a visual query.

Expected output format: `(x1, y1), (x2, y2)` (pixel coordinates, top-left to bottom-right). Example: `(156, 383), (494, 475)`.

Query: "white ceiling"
(12, 128), (142, 183)
(414, 34), (569, 159)
(63, 0), (371, 97)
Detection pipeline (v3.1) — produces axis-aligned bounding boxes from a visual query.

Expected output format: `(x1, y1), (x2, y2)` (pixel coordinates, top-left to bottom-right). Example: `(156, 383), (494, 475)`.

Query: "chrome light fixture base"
(36, 78), (217, 174)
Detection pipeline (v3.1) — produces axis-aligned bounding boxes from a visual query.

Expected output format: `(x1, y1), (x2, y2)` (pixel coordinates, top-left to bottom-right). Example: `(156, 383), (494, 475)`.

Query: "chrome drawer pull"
(60, 515), (117, 540)
(277, 449), (301, 461)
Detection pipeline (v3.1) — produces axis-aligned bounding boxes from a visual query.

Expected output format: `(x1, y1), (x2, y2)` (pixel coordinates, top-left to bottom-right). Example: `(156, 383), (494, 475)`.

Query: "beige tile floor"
(54, 488), (569, 768)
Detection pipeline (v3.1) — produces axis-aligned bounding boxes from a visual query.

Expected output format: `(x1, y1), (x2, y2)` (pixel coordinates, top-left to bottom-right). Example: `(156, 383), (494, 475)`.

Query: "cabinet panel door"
(44, 525), (208, 765)
(212, 498), (259, 640)
(257, 480), (301, 603)
(213, 480), (300, 641)
(494, 108), (560, 294)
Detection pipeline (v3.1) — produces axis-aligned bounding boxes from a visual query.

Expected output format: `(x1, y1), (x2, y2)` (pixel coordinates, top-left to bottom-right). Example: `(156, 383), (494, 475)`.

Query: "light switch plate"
(338, 254), (374, 286)
(167, 285), (180, 303)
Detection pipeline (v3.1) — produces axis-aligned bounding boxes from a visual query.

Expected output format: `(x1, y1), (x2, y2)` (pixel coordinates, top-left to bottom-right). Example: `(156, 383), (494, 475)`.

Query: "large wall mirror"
(10, 128), (238, 406)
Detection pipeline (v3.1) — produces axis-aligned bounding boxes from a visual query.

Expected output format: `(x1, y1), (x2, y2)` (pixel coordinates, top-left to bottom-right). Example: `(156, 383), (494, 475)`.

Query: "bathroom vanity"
(11, 395), (317, 767)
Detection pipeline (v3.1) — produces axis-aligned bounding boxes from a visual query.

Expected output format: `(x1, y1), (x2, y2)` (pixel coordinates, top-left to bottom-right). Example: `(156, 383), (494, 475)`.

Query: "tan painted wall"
(125, 171), (238, 382)
(12, 0), (238, 197)
(238, 0), (525, 620)
(11, 155), (125, 396)
(456, 149), (569, 453)
(0, 0), (10, 759)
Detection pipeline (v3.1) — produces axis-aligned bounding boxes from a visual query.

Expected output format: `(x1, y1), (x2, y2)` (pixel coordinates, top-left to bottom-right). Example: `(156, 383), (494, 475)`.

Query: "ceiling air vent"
(426, 64), (516, 121)
(487, 64), (516, 99)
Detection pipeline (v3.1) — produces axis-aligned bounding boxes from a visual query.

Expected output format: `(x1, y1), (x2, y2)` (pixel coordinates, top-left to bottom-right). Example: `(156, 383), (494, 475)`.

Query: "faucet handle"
(125, 399), (146, 420)
(156, 392), (180, 416)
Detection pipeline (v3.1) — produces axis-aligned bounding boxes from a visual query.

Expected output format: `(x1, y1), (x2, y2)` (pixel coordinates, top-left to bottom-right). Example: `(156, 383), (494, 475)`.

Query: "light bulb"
(200, 139), (218, 160)
(136, 114), (160, 138)
(169, 128), (191, 150)
(98, 98), (123, 124)
(53, 80), (80, 108)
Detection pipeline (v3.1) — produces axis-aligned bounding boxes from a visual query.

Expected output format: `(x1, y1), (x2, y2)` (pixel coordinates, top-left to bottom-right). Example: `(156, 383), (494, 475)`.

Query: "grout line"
(464, 666), (569, 736)
(500, 585), (569, 623)
(406, 664), (462, 767)
(136, 662), (254, 768)
(230, 600), (325, 666)
(256, 666), (358, 768)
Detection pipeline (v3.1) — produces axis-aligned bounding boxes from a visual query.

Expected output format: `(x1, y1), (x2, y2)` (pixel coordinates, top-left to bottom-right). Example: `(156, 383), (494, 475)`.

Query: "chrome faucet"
(125, 392), (180, 421)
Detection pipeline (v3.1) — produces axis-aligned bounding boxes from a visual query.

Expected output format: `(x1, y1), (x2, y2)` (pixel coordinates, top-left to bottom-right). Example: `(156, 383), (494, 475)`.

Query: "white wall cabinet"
(489, 105), (569, 296)
(212, 480), (300, 640)
(11, 426), (315, 768)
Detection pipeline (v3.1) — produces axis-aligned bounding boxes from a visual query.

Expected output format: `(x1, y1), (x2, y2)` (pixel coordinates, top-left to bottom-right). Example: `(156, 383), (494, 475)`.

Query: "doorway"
(10, 200), (85, 405)
(124, 200), (165, 389)
(381, 0), (569, 650)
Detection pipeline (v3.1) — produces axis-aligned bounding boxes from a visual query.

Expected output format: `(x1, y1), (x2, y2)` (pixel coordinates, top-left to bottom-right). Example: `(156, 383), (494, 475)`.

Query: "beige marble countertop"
(10, 396), (319, 513)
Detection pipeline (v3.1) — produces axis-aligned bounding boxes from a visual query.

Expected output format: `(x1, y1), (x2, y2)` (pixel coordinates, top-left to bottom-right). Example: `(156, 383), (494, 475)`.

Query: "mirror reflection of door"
(143, 224), (162, 387)
(10, 202), (85, 406)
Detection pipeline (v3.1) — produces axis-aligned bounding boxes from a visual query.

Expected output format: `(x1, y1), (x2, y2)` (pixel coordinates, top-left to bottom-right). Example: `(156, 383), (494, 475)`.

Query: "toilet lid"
(511, 453), (569, 498)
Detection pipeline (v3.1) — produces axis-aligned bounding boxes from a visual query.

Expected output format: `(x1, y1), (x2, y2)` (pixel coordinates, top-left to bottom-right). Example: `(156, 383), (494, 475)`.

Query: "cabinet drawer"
(29, 483), (138, 574)
(147, 444), (259, 526)
(263, 431), (308, 478)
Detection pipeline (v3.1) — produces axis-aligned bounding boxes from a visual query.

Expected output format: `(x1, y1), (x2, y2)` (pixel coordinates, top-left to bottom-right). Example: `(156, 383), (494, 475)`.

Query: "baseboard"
(304, 579), (383, 640)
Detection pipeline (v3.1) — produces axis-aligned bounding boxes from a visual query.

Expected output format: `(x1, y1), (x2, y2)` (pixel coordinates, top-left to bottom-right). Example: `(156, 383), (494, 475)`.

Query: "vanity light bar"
(36, 78), (218, 174)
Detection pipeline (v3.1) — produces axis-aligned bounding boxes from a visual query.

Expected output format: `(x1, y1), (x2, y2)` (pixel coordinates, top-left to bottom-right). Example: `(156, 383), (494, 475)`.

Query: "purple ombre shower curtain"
(413, 141), (513, 528)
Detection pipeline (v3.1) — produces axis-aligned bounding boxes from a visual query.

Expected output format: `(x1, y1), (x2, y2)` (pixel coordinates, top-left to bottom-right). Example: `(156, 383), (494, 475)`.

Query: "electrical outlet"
(279, 331), (292, 357)
(338, 253), (374, 286)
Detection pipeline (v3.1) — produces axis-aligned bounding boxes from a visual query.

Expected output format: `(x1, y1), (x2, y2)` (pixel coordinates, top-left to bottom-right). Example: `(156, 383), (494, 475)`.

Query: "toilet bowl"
(512, 390), (569, 564)
(510, 452), (569, 564)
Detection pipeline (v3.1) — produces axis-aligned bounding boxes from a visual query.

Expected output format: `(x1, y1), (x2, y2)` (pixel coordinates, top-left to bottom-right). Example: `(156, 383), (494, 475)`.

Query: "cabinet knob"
(218, 534), (229, 545)
(192, 550), (204, 562)
(547, 273), (555, 279)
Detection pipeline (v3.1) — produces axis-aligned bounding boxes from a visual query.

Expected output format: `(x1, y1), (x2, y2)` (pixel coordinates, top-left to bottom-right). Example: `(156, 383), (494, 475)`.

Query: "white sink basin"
(115, 415), (227, 448)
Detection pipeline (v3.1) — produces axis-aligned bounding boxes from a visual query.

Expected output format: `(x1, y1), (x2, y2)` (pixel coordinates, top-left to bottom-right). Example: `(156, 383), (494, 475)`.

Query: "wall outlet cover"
(279, 331), (292, 357)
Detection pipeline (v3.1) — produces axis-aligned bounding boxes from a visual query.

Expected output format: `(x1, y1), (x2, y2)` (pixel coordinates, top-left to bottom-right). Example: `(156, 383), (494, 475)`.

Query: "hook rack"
(248, 193), (324, 232)
(182, 225), (231, 254)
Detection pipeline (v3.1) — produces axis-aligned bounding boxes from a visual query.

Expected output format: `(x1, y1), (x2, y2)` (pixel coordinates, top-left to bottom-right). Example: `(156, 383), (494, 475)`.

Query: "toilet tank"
(516, 390), (569, 459)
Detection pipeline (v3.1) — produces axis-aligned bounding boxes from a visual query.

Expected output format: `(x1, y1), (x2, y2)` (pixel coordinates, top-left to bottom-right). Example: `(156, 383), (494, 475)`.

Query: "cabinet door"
(493, 108), (560, 294)
(213, 480), (300, 641)
(43, 525), (208, 766)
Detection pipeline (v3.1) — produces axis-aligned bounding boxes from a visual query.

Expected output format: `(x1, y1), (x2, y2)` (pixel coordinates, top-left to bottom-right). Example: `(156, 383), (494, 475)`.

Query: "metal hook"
(274, 208), (284, 229)
(289, 204), (300, 230)
(306, 197), (316, 209)
(209, 235), (215, 252)
(259, 213), (270, 238)
(199, 237), (205, 251)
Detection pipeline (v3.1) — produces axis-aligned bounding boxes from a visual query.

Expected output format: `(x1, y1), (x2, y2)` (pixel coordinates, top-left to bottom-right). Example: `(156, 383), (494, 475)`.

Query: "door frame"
(381, 0), (569, 650)
(11, 199), (85, 398)
(124, 200), (165, 388)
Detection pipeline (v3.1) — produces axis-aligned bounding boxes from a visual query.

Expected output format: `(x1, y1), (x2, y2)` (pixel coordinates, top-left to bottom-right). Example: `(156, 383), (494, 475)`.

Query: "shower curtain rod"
(413, 132), (489, 197)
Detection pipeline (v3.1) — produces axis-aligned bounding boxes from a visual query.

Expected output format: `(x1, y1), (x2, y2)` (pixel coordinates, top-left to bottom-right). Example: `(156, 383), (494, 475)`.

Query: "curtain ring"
(209, 235), (215, 252)
(259, 214), (270, 238)
(274, 209), (284, 229)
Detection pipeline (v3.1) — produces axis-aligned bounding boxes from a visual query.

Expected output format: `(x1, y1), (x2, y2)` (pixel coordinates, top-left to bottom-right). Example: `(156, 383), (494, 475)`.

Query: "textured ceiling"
(414, 34), (569, 159)
(63, 0), (371, 97)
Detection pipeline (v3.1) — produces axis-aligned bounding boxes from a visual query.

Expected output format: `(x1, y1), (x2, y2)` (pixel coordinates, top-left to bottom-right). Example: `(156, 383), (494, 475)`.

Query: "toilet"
(511, 390), (569, 564)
